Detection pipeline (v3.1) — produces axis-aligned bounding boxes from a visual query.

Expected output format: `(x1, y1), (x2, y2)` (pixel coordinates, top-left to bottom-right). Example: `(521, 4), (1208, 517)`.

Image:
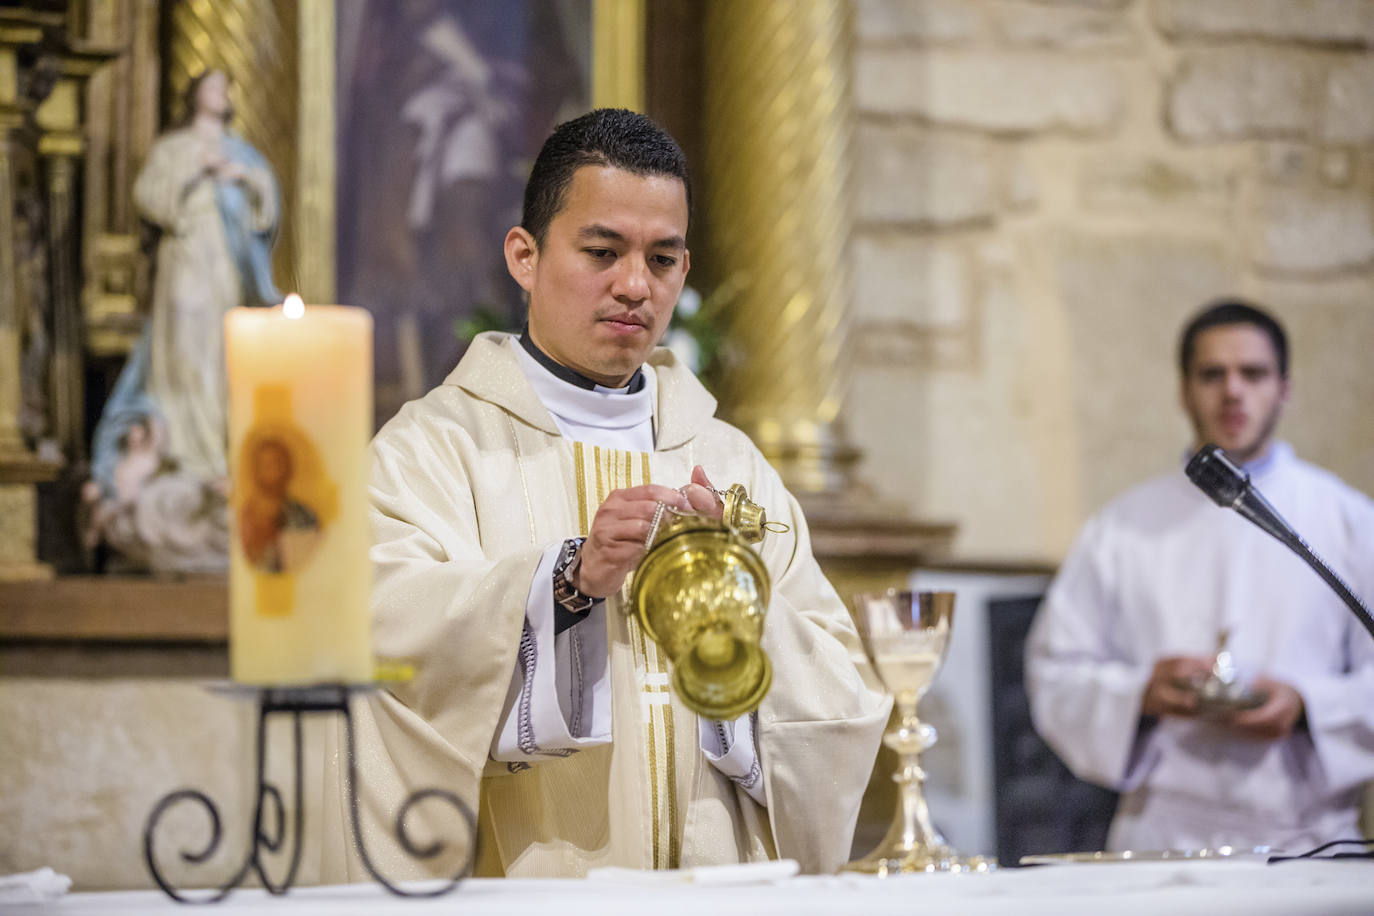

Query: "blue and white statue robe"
(129, 127), (279, 482)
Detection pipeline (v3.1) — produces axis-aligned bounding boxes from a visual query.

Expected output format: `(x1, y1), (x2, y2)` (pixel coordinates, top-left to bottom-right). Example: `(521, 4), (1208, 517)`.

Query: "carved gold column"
(163, 0), (298, 290)
(82, 0), (160, 357)
(702, 0), (858, 495)
(0, 48), (26, 463)
(0, 13), (62, 581)
(37, 78), (90, 462)
(34, 34), (118, 573)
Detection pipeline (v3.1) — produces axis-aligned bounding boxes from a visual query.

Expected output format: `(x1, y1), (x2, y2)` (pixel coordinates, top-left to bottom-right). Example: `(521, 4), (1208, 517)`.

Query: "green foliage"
(453, 304), (517, 344)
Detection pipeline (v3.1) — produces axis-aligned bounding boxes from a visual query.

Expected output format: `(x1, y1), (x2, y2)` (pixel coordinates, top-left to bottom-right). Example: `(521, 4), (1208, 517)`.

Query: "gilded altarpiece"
(0, 0), (643, 581)
(4, 0), (948, 643)
(0, 1), (124, 579)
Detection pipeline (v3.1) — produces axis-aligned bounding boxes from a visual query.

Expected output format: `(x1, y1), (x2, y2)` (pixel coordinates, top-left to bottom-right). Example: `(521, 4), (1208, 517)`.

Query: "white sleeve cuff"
(491, 543), (612, 764)
(699, 713), (767, 806)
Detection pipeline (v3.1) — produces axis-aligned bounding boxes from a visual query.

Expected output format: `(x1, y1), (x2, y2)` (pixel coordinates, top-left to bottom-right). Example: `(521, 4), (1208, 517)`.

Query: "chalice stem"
(895, 749), (944, 850)
(882, 707), (945, 854)
(845, 701), (963, 873)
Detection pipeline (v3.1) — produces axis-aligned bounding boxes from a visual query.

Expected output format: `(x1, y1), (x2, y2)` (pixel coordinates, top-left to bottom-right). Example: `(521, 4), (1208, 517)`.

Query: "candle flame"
(283, 294), (305, 320)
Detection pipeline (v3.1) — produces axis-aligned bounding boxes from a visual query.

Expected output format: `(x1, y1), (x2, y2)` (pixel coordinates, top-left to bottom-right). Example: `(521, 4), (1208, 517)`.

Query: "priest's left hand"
(1226, 676), (1305, 741)
(681, 465), (724, 520)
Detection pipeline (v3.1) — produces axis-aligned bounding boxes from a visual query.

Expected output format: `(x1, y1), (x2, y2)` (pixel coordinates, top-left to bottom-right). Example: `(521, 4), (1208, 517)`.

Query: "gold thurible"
(721, 483), (765, 543)
(630, 485), (781, 719)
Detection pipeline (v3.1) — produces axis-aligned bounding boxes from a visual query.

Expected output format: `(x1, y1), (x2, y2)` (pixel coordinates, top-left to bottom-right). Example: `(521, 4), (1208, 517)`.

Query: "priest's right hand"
(1140, 656), (1212, 718)
(574, 484), (690, 599)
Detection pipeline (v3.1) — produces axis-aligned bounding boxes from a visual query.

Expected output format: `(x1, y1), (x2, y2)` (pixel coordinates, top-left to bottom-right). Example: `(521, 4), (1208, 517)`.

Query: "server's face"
(1181, 324), (1289, 464)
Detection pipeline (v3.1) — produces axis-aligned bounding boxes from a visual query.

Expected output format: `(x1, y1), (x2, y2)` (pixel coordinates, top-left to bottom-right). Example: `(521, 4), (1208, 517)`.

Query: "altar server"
(1027, 300), (1374, 852)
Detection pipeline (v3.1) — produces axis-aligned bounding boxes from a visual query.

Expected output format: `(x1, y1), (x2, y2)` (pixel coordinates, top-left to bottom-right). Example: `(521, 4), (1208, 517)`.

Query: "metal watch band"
(553, 537), (598, 615)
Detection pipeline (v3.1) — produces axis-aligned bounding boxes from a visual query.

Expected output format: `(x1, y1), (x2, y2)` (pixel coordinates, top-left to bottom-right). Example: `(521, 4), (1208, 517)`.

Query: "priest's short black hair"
(1179, 299), (1289, 378)
(521, 108), (691, 245)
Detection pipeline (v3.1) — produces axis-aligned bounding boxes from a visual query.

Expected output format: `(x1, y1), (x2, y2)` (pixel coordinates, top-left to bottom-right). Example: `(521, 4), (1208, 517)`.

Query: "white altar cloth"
(18, 860), (1374, 916)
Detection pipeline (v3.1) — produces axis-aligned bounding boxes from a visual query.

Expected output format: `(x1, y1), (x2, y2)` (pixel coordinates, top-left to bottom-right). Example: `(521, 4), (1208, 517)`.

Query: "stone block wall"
(847, 0), (1374, 561)
(0, 649), (338, 891)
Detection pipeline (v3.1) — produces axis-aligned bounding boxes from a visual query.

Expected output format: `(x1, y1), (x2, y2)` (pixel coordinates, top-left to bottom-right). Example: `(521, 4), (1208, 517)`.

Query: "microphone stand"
(1278, 531), (1374, 643)
(1186, 444), (1374, 643)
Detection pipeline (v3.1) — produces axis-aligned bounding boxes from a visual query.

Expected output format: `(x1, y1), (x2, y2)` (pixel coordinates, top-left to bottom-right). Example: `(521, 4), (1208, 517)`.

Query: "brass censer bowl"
(629, 485), (777, 720)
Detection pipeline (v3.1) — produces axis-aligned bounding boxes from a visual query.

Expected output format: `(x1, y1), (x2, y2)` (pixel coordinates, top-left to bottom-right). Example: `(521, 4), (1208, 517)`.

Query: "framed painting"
(295, 0), (644, 425)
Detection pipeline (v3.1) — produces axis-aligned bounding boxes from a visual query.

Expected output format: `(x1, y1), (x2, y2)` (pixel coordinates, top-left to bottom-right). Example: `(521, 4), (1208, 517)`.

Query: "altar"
(5, 0), (1374, 904)
(31, 861), (1374, 916)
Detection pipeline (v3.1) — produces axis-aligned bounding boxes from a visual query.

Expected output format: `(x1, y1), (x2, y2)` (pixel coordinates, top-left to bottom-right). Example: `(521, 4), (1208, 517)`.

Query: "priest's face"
(1181, 323), (1289, 464)
(506, 164), (690, 388)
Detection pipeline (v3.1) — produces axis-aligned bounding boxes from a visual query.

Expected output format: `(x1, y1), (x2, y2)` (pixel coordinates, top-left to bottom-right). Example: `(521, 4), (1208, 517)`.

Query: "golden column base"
(0, 475), (57, 582)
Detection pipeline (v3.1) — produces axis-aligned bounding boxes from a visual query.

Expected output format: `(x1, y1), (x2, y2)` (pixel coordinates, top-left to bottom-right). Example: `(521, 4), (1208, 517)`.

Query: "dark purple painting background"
(337, 0), (590, 425)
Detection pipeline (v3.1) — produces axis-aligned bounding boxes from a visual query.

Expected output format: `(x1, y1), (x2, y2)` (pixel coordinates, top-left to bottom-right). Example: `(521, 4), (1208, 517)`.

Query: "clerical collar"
(513, 340), (655, 441)
(518, 326), (645, 394)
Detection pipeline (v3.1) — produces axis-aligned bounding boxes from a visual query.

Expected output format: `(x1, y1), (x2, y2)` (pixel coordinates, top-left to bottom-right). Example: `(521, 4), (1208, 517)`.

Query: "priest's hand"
(1140, 656), (1212, 718)
(575, 484), (690, 598)
(680, 465), (725, 520)
(1225, 676), (1305, 741)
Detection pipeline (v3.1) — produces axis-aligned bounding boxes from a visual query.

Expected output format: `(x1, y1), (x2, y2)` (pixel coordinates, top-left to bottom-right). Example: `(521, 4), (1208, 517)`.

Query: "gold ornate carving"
(0, 8), (102, 580)
(0, 122), (22, 458)
(163, 0), (298, 290)
(0, 44), (17, 102)
(0, 34), (37, 460)
(34, 39), (120, 461)
(702, 0), (858, 494)
(45, 153), (83, 459)
(593, 0), (645, 111)
(81, 0), (160, 356)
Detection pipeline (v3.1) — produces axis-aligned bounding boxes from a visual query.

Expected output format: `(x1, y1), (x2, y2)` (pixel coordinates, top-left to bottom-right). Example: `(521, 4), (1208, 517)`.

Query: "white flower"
(675, 286), (702, 318)
(663, 328), (700, 372)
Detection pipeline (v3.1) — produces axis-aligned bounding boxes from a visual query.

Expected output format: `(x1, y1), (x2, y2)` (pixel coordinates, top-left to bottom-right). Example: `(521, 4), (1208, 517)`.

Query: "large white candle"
(224, 295), (373, 684)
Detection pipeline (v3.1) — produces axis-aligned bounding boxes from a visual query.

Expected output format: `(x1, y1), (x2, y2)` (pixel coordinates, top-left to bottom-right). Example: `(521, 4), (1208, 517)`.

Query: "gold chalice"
(844, 590), (995, 875)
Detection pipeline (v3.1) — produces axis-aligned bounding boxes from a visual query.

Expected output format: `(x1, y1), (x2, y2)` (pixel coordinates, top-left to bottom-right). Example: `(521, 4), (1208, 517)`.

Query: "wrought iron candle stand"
(142, 683), (476, 903)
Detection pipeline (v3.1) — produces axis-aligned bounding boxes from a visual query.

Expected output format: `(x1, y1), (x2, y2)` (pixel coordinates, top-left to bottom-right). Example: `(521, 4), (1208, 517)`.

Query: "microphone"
(1185, 444), (1374, 642)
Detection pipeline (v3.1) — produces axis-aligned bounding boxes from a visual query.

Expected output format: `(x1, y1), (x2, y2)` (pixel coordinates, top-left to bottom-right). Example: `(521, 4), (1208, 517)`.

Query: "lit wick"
(283, 293), (305, 320)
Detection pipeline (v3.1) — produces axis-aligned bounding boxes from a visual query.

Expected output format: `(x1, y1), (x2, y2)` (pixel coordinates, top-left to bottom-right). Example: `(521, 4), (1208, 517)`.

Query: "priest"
(318, 108), (889, 880)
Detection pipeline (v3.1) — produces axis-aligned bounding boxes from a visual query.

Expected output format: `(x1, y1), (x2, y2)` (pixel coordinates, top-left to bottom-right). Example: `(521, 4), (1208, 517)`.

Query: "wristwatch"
(553, 537), (600, 615)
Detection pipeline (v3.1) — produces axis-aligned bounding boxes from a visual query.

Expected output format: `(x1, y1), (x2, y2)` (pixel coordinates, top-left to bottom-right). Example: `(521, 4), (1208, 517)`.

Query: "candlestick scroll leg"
(142, 788), (253, 904)
(342, 698), (476, 896)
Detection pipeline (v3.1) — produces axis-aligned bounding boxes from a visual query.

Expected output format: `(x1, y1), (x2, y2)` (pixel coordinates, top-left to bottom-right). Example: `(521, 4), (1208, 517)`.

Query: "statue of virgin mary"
(85, 69), (280, 573)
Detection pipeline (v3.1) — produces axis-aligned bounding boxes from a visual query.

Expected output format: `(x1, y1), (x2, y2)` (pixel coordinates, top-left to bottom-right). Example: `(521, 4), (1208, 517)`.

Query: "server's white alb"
(1028, 442), (1374, 851)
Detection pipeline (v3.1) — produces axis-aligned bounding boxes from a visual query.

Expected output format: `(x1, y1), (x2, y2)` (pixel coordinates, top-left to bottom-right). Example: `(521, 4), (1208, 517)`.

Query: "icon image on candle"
(226, 313), (368, 678)
(237, 424), (331, 575)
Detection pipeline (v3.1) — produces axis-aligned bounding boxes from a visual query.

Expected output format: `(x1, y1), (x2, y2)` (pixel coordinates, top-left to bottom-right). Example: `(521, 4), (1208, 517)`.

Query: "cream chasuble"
(571, 442), (681, 870)
(312, 333), (889, 882)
